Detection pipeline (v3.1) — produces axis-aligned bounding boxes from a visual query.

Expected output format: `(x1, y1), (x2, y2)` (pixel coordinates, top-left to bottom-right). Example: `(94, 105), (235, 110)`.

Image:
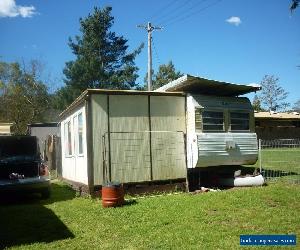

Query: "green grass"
(260, 148), (300, 173)
(0, 179), (299, 250)
(244, 148), (300, 177)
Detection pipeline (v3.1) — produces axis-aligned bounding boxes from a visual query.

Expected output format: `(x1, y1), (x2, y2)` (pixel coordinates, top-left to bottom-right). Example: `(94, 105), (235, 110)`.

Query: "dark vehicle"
(0, 136), (50, 198)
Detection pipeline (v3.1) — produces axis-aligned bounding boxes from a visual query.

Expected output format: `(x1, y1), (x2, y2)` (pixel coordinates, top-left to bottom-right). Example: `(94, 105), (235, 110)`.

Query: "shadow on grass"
(0, 182), (75, 249)
(188, 165), (299, 191)
(0, 182), (76, 206)
(262, 168), (299, 178)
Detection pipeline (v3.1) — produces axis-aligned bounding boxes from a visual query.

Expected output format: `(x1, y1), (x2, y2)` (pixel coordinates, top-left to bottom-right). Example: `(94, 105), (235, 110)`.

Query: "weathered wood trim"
(107, 95), (112, 182)
(148, 95), (153, 181)
(85, 95), (94, 194)
(184, 96), (189, 192)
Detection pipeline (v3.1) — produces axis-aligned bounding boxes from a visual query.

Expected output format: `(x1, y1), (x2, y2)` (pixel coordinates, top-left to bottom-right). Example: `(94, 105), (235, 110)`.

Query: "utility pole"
(137, 22), (162, 91)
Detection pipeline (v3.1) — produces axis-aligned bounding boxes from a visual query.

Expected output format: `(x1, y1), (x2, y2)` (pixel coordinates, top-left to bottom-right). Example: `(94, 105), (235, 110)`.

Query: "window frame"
(77, 112), (84, 156)
(64, 120), (73, 157)
(195, 108), (225, 132)
(229, 110), (250, 132)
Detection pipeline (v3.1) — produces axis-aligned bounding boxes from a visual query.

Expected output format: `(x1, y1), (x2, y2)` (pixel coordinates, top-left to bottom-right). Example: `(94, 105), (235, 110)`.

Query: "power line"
(152, 37), (161, 66)
(159, 0), (211, 26)
(153, 0), (194, 24)
(144, 0), (181, 24)
(163, 0), (223, 26)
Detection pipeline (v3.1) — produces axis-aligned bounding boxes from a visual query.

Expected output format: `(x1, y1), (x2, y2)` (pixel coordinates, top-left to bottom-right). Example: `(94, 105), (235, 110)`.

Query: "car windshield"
(0, 136), (38, 161)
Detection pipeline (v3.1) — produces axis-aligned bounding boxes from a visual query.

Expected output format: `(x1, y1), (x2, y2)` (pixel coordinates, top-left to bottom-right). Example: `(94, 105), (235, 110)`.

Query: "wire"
(152, 37), (161, 66)
(161, 0), (214, 26)
(143, 0), (181, 24)
(153, 0), (194, 25)
(163, 0), (223, 27)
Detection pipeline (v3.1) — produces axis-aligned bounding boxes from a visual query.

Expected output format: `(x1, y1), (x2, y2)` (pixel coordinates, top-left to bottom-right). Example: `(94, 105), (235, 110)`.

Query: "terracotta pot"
(102, 183), (124, 208)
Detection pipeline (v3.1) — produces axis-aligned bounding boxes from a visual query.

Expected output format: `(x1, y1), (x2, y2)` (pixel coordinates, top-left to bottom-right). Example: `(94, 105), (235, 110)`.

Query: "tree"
(56, 7), (143, 110)
(258, 75), (289, 112)
(252, 94), (264, 111)
(143, 61), (183, 90)
(293, 99), (300, 112)
(290, 0), (299, 13)
(0, 60), (51, 134)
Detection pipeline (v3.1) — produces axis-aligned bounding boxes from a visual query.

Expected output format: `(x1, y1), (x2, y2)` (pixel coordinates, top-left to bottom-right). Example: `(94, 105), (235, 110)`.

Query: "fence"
(43, 135), (61, 179)
(259, 139), (300, 182)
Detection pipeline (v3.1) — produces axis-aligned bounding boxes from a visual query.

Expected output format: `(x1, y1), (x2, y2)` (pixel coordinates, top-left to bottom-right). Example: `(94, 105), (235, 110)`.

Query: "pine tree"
(56, 7), (143, 109)
(143, 61), (183, 90)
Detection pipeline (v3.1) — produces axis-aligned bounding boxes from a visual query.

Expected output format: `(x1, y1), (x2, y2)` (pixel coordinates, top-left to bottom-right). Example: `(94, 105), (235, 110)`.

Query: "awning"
(155, 74), (261, 96)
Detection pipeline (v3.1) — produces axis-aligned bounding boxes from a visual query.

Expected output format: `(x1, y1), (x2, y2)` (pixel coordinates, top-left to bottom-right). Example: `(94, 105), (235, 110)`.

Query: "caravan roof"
(156, 74), (261, 96)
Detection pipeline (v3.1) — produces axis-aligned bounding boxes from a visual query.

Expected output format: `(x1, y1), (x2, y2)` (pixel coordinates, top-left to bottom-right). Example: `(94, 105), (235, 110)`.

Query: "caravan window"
(200, 110), (224, 132)
(230, 112), (250, 131)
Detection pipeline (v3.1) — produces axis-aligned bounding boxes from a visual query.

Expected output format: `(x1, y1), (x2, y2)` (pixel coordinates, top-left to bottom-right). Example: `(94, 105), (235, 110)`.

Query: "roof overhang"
(155, 74), (261, 96)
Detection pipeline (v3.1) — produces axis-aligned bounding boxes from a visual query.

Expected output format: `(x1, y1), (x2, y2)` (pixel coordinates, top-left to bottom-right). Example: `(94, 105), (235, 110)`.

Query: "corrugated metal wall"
(196, 133), (258, 167)
(190, 94), (257, 167)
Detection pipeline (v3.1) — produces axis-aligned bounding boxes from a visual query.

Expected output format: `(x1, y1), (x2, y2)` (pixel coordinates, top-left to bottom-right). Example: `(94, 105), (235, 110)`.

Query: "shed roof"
(155, 74), (261, 96)
(59, 89), (185, 120)
(255, 111), (300, 120)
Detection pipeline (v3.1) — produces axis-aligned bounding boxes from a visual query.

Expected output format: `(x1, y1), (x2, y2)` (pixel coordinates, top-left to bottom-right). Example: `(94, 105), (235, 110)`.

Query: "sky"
(0, 0), (299, 105)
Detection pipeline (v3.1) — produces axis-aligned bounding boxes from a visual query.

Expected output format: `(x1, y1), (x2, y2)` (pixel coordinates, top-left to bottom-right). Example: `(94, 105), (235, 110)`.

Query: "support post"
(259, 139), (262, 173)
(137, 22), (162, 91)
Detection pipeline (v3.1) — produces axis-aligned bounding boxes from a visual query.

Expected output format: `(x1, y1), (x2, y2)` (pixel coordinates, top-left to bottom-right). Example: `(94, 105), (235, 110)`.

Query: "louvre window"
(230, 112), (249, 131)
(202, 110), (224, 131)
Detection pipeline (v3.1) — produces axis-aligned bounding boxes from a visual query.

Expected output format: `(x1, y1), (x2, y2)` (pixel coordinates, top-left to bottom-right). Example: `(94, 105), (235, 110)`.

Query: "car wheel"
(41, 188), (51, 199)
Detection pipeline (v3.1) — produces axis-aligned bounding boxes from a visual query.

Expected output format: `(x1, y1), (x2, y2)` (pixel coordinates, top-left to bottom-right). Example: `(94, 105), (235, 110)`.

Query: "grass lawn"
(0, 179), (299, 250)
(242, 149), (300, 181)
(260, 148), (300, 173)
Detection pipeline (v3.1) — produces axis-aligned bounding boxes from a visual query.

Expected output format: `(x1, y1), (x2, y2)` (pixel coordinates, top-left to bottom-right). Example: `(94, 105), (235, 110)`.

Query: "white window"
(64, 121), (73, 156)
(73, 116), (77, 153)
(78, 113), (84, 155)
